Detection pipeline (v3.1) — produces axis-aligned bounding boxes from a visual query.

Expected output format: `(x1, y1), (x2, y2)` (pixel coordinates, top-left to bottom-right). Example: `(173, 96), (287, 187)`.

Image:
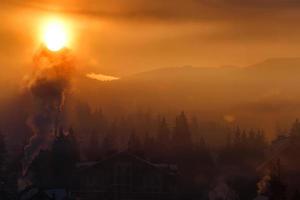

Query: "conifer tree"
(157, 117), (170, 146)
(291, 190), (300, 200)
(290, 119), (300, 136)
(128, 130), (142, 154)
(0, 130), (6, 171)
(86, 130), (101, 160)
(101, 124), (116, 157)
(234, 126), (241, 146)
(68, 127), (80, 162)
(172, 111), (192, 149)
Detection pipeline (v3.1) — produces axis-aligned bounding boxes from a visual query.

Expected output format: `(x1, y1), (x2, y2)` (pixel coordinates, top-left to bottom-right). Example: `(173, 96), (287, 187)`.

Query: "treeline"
(0, 101), (286, 200)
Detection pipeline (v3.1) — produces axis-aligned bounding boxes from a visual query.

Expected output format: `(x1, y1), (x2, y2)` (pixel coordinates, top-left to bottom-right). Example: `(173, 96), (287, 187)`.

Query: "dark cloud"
(2, 0), (300, 74)
(4, 0), (300, 42)
(4, 0), (300, 22)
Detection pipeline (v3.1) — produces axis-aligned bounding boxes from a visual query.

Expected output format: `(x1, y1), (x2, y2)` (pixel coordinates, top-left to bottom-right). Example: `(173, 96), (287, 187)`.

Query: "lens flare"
(43, 20), (68, 51)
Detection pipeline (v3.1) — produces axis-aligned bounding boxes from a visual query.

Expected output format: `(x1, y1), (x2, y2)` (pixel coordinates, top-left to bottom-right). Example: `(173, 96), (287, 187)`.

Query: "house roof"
(76, 151), (178, 175)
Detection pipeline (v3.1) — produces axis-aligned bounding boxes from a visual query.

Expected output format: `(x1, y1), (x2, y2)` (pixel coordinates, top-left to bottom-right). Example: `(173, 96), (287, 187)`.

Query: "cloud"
(86, 73), (120, 81)
(5, 0), (300, 41)
(3, 0), (300, 73)
(6, 0), (300, 22)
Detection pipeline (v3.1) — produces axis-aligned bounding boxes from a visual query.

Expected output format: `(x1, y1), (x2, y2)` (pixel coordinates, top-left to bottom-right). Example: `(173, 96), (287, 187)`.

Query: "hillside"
(74, 57), (300, 135)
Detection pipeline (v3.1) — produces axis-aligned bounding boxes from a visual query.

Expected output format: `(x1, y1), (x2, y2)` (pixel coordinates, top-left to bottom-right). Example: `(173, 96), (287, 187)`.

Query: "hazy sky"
(1, 0), (300, 77)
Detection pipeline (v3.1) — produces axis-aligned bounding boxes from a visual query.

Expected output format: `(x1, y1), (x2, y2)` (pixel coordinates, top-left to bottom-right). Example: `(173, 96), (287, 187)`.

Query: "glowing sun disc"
(43, 20), (68, 51)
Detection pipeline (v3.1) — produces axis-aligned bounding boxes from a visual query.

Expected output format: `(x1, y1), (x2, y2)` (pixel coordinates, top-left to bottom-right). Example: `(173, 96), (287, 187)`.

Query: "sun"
(42, 19), (68, 51)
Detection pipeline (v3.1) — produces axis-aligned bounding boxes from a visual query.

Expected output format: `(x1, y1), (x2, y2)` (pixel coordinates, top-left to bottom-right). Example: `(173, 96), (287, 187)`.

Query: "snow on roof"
(45, 189), (67, 200)
(76, 150), (178, 174)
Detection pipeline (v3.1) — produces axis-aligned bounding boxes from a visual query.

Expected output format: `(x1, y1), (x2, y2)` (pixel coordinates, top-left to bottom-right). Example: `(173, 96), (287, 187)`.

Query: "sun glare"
(43, 19), (68, 51)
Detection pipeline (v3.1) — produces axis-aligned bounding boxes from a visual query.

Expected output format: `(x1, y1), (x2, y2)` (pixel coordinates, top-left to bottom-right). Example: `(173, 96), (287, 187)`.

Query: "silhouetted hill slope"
(248, 57), (300, 71)
(126, 57), (300, 83)
(76, 57), (300, 107)
(74, 57), (300, 135)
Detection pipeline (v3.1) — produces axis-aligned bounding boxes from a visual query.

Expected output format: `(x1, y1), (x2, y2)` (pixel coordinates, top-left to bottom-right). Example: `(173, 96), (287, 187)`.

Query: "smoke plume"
(22, 47), (74, 175)
(209, 177), (239, 200)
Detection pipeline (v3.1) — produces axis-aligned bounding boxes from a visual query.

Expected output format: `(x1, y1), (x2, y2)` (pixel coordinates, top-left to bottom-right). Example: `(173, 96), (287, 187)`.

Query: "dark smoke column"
(23, 46), (74, 175)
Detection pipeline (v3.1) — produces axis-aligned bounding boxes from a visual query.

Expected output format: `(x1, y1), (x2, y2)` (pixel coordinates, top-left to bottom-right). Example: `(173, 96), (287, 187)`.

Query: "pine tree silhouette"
(0, 130), (6, 171)
(157, 117), (170, 147)
(172, 111), (192, 150)
(86, 130), (100, 160)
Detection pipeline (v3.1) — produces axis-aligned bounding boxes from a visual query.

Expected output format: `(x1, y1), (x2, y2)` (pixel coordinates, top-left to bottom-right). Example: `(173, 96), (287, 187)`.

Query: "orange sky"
(1, 0), (300, 77)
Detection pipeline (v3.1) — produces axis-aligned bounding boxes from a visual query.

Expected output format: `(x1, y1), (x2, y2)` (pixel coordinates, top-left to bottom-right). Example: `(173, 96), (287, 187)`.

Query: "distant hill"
(126, 57), (300, 83)
(75, 57), (300, 136)
(2, 57), (300, 146)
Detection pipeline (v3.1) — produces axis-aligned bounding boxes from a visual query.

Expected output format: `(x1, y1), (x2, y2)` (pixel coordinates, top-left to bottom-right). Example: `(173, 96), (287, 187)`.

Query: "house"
(19, 186), (52, 200)
(73, 151), (178, 200)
